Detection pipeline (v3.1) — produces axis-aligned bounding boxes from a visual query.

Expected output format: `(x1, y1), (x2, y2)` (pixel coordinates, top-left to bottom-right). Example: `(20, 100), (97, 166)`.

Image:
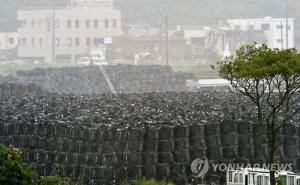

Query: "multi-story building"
(0, 32), (18, 60)
(225, 17), (295, 50)
(17, 0), (122, 63)
(0, 32), (18, 50)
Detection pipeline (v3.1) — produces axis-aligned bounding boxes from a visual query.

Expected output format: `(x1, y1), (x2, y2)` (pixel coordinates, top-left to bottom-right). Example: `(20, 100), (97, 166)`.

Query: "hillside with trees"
(0, 0), (65, 31)
(1, 0), (300, 36)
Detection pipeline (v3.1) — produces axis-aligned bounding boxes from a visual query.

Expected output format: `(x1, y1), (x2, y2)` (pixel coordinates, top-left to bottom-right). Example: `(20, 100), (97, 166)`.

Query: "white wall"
(0, 32), (18, 50)
(17, 6), (122, 62)
(70, 0), (113, 8)
(226, 17), (295, 49)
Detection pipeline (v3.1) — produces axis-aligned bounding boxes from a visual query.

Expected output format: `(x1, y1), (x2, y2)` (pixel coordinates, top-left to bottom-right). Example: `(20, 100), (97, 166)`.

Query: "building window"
(86, 38), (90, 47)
(257, 176), (263, 185)
(261, 23), (270, 31)
(55, 38), (60, 47)
(75, 38), (80, 47)
(287, 25), (291, 30)
(54, 19), (60, 28)
(247, 25), (254, 30)
(47, 18), (51, 32)
(39, 38), (43, 47)
(21, 38), (27, 46)
(228, 171), (233, 182)
(264, 176), (269, 185)
(31, 20), (36, 29)
(67, 19), (72, 28)
(104, 19), (109, 28)
(93, 38), (97, 46)
(8, 38), (14, 45)
(234, 173), (238, 183)
(18, 20), (27, 28)
(86, 20), (90, 28)
(113, 19), (117, 28)
(277, 25), (284, 29)
(239, 173), (243, 183)
(94, 19), (98, 28)
(67, 38), (72, 47)
(31, 38), (35, 47)
(276, 38), (283, 43)
(75, 20), (79, 28)
(38, 20), (42, 29)
(234, 25), (240, 30)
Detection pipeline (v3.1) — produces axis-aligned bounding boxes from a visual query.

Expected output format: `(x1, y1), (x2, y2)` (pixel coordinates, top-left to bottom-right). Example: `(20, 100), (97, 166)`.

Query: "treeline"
(114, 0), (289, 25)
(0, 0), (65, 31)
(1, 0), (300, 35)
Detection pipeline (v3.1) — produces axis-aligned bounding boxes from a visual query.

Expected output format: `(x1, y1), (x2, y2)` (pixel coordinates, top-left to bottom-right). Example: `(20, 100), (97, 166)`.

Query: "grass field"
(170, 62), (220, 79)
(0, 62), (77, 76)
(0, 61), (220, 79)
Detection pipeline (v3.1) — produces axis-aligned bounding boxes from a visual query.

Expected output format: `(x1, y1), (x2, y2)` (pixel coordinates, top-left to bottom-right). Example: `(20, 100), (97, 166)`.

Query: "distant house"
(224, 17), (295, 50)
(0, 32), (18, 60)
(106, 30), (190, 63)
(295, 38), (300, 51)
(184, 28), (211, 57)
(106, 35), (190, 63)
(198, 17), (296, 58)
(221, 29), (265, 55)
(17, 0), (122, 63)
(0, 32), (18, 50)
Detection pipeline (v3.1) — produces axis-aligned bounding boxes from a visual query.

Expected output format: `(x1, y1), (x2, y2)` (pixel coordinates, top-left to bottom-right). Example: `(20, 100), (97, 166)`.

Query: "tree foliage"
(123, 178), (174, 185)
(219, 44), (300, 125)
(218, 44), (300, 185)
(0, 144), (80, 185)
(0, 144), (37, 185)
(36, 176), (81, 185)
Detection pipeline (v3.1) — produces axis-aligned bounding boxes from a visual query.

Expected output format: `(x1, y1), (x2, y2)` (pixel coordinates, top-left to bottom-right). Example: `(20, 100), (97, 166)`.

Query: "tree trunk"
(269, 122), (277, 185)
(270, 170), (276, 185)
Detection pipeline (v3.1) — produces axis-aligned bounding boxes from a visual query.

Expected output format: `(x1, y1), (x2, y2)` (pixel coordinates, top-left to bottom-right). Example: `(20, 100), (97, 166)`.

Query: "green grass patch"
(0, 62), (77, 76)
(170, 62), (220, 79)
(123, 178), (175, 185)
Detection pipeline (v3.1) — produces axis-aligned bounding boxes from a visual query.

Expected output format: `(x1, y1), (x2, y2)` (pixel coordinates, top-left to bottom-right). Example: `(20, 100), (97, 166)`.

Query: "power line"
(52, 3), (56, 64)
(286, 0), (289, 49)
(165, 15), (169, 66)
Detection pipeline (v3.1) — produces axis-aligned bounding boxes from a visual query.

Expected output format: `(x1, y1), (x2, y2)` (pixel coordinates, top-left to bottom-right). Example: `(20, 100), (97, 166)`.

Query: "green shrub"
(0, 144), (80, 185)
(124, 178), (175, 185)
(0, 144), (38, 185)
(36, 175), (81, 185)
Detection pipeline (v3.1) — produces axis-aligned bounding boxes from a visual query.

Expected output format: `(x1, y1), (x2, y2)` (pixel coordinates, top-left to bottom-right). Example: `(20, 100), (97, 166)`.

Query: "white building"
(0, 32), (18, 50)
(68, 0), (113, 8)
(225, 17), (295, 50)
(17, 0), (122, 63)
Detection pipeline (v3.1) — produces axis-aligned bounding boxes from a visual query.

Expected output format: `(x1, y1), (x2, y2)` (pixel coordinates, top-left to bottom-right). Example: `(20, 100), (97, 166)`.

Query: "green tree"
(36, 175), (81, 185)
(0, 144), (38, 185)
(123, 178), (174, 185)
(218, 44), (300, 185)
(0, 144), (81, 185)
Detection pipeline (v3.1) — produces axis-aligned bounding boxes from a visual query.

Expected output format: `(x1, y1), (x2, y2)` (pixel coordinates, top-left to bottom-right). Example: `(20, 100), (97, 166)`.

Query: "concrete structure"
(183, 28), (211, 57)
(0, 32), (18, 60)
(17, 0), (122, 63)
(225, 17), (295, 50)
(0, 32), (18, 50)
(183, 28), (227, 60)
(106, 34), (190, 63)
(68, 0), (113, 8)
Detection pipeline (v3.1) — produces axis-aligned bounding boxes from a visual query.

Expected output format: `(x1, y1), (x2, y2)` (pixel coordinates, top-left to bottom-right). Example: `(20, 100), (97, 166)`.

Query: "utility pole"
(280, 20), (284, 50)
(165, 15), (169, 66)
(52, 3), (56, 64)
(159, 21), (163, 63)
(286, 0), (289, 49)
